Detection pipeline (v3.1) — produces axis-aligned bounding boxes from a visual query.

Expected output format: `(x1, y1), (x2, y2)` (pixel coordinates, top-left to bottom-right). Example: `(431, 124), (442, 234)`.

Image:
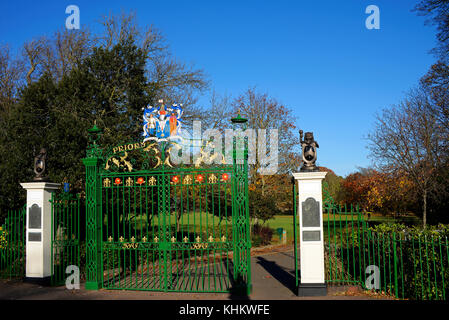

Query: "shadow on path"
(256, 256), (297, 295)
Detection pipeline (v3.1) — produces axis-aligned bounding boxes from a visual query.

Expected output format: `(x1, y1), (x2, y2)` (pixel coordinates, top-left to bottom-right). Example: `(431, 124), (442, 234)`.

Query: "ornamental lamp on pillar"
(230, 110), (248, 163)
(21, 148), (60, 285)
(87, 122), (103, 155)
(293, 130), (327, 296)
(231, 109), (248, 126)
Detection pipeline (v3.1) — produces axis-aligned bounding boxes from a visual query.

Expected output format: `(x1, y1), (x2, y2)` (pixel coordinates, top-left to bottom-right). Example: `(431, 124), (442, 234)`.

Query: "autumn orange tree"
(339, 168), (415, 214)
(341, 169), (379, 212)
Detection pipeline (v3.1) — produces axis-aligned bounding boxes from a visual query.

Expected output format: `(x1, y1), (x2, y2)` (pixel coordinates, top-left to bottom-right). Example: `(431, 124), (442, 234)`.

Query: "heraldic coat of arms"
(142, 99), (183, 142)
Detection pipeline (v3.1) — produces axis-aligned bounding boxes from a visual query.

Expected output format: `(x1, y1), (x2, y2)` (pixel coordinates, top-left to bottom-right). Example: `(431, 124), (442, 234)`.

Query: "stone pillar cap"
(20, 182), (61, 190)
(292, 172), (327, 180)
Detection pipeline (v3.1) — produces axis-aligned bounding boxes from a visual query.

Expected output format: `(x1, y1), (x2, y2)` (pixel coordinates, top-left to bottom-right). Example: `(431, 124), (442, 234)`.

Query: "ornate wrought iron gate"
(82, 117), (251, 293)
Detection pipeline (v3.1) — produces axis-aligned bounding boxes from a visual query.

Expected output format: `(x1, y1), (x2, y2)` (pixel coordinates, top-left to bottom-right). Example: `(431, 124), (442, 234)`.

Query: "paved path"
(0, 249), (388, 300)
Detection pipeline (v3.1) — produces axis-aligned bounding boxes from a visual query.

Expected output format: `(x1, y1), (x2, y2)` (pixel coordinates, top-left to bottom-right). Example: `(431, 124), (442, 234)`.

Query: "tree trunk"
(261, 175), (265, 197)
(422, 189), (427, 228)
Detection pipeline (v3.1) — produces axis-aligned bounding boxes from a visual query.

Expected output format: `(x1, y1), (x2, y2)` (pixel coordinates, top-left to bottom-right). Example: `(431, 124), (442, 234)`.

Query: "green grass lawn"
(263, 213), (421, 243)
(118, 211), (421, 244)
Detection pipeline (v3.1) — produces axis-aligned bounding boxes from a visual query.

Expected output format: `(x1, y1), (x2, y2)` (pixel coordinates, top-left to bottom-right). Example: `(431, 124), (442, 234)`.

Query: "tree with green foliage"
(0, 13), (208, 218)
(319, 167), (344, 205)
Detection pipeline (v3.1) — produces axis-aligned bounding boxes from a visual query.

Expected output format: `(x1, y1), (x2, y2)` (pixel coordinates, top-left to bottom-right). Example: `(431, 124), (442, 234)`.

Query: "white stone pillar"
(20, 182), (60, 284)
(292, 171), (327, 296)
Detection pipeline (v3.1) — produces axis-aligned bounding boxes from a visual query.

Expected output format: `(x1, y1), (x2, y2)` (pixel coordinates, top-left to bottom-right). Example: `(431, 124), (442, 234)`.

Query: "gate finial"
(231, 111), (247, 124)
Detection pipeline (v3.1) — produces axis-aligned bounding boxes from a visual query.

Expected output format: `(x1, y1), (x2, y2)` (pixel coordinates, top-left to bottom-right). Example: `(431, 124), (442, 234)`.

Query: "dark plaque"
(29, 204), (41, 229)
(302, 197), (320, 227)
(303, 231), (321, 241)
(29, 232), (41, 242)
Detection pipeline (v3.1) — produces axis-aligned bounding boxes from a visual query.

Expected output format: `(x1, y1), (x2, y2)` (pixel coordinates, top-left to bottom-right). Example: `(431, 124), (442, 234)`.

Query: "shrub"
(251, 223), (274, 247)
(366, 223), (449, 300)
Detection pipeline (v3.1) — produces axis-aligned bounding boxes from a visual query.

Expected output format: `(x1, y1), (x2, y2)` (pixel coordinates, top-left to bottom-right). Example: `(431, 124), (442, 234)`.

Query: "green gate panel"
(82, 118), (251, 294)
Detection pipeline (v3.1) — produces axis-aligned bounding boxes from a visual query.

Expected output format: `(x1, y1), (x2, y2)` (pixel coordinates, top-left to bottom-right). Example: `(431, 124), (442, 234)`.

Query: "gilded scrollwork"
(102, 139), (189, 172)
(143, 143), (162, 169)
(105, 152), (133, 172)
(194, 140), (226, 168)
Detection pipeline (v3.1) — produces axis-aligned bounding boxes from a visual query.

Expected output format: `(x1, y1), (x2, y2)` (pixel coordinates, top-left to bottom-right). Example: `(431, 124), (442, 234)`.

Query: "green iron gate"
(50, 191), (80, 286)
(82, 116), (251, 293)
(0, 206), (26, 279)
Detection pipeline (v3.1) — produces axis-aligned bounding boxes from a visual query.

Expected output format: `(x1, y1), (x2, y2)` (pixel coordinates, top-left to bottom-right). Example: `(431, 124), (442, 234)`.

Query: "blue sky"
(0, 0), (438, 176)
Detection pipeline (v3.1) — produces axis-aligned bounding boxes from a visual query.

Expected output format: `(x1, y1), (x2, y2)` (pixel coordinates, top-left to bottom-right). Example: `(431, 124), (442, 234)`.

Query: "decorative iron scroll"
(102, 241), (233, 251)
(102, 141), (168, 172)
(193, 140), (226, 167)
(102, 139), (228, 173)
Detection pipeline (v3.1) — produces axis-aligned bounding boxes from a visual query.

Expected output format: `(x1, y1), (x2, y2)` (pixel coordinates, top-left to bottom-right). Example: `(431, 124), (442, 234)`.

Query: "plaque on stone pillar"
(303, 230), (321, 241)
(29, 204), (42, 229)
(28, 232), (42, 242)
(302, 197), (320, 227)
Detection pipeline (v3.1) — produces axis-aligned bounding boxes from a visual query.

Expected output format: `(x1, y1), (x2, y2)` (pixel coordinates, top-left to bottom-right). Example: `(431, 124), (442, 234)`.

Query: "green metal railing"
(324, 203), (365, 286)
(292, 181), (449, 300)
(50, 192), (80, 286)
(0, 206), (26, 279)
(323, 202), (449, 300)
(360, 230), (449, 300)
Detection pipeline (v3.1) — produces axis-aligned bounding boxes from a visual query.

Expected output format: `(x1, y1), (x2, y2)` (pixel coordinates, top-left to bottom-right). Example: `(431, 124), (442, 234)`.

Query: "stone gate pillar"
(20, 182), (60, 284)
(292, 171), (327, 296)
